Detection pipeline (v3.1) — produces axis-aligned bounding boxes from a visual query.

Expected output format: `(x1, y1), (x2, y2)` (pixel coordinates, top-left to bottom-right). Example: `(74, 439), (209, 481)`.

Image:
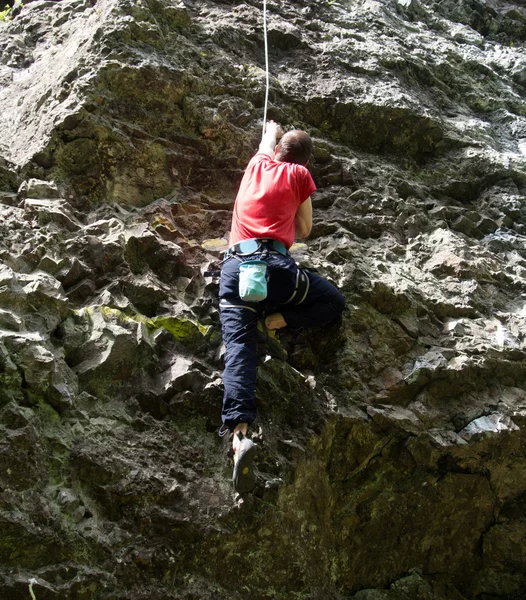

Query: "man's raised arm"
(258, 120), (283, 157)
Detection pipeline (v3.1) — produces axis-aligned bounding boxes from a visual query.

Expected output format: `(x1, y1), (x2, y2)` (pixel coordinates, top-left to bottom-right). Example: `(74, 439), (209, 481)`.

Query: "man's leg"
(270, 270), (345, 330)
(219, 299), (260, 494)
(219, 256), (261, 433)
(220, 303), (259, 430)
(218, 254), (304, 493)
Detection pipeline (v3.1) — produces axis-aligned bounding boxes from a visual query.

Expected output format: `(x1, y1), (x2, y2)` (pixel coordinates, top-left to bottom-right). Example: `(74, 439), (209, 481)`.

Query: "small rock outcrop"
(1, 0), (526, 598)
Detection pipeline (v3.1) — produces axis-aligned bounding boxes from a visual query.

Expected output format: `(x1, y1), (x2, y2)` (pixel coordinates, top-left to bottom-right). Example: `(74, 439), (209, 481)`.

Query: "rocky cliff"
(2, 0), (526, 598)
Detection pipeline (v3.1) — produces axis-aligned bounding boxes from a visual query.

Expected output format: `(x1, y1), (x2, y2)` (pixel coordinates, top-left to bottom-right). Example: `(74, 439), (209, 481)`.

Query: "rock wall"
(1, 0), (526, 598)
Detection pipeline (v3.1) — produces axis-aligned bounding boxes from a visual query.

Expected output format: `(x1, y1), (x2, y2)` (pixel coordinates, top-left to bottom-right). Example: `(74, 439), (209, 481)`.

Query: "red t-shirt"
(229, 153), (316, 249)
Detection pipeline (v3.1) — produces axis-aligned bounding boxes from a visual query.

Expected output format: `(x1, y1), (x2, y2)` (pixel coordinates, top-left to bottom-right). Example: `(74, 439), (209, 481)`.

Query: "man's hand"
(259, 120), (284, 156)
(265, 120), (284, 139)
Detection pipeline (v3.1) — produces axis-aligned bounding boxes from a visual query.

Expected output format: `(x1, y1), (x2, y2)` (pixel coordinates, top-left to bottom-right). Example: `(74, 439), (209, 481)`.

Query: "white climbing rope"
(262, 0), (270, 139)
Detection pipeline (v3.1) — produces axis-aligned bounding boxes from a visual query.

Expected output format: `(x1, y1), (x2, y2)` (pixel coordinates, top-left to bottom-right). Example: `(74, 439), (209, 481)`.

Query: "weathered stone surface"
(1, 0), (526, 598)
(18, 178), (61, 200)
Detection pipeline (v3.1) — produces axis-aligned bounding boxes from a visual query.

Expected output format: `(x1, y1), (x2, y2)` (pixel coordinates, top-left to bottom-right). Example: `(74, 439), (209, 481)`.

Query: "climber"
(219, 120), (345, 494)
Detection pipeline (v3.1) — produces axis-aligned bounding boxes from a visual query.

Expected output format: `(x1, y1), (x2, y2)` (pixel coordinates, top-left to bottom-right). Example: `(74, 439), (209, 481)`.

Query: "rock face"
(1, 0), (526, 598)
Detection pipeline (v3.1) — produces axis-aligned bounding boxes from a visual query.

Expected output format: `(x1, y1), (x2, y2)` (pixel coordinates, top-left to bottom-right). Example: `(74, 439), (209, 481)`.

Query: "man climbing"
(219, 120), (345, 494)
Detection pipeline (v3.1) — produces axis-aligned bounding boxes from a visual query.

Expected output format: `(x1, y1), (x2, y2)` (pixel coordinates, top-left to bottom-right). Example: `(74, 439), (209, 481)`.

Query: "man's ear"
(274, 144), (279, 156)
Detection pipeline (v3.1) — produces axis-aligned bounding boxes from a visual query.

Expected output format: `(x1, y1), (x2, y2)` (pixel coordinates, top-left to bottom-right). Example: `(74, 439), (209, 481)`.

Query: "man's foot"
(265, 313), (287, 330)
(232, 432), (257, 494)
(256, 320), (288, 360)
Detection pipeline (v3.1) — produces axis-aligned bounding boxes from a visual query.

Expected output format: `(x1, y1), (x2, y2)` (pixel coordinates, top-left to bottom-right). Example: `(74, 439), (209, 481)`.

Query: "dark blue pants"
(219, 253), (345, 430)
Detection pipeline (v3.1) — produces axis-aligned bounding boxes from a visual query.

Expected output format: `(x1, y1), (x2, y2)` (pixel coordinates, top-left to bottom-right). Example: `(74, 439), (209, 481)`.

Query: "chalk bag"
(238, 260), (268, 302)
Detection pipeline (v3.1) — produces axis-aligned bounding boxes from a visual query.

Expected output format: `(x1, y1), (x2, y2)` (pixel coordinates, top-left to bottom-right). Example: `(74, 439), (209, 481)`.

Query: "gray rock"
(23, 198), (82, 231)
(0, 308), (22, 331)
(18, 179), (60, 200)
(459, 413), (520, 441)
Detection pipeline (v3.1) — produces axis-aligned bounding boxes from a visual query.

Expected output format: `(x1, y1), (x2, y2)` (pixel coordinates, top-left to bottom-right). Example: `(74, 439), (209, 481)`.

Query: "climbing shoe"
(256, 320), (288, 360)
(232, 432), (257, 494)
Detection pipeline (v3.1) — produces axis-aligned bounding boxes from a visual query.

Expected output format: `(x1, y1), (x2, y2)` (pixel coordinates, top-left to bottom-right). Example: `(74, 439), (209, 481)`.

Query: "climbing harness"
(225, 238), (289, 257)
(207, 236), (310, 306)
(262, 0), (270, 138)
(203, 239), (286, 277)
(282, 268), (310, 305)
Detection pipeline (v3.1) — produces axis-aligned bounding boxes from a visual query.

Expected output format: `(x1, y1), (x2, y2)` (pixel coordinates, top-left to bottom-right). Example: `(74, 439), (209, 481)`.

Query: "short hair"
(275, 130), (312, 165)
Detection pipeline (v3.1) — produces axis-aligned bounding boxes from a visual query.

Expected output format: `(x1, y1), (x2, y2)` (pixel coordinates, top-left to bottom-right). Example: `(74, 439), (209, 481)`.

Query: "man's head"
(275, 130), (312, 165)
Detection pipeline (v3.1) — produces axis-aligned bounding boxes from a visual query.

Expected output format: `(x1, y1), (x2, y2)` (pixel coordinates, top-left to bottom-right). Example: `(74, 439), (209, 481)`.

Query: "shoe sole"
(233, 439), (257, 494)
